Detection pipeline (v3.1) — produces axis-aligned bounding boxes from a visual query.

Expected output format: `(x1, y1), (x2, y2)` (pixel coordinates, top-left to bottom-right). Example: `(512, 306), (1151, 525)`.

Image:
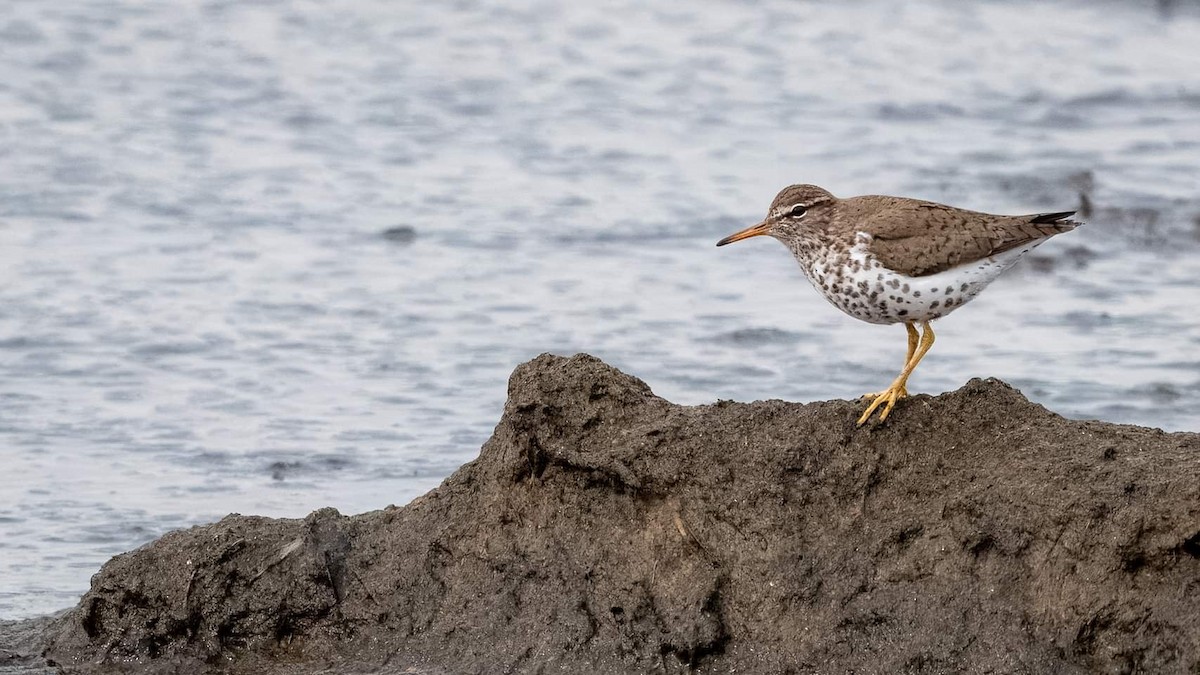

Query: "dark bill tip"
(716, 221), (769, 247)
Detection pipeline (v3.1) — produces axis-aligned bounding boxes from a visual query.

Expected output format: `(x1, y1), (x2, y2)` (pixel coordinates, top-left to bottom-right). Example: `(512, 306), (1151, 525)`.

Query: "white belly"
(802, 232), (1046, 325)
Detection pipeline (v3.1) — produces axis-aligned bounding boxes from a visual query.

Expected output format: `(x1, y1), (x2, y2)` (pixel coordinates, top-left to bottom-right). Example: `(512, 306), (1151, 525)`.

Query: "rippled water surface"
(2, 0), (1199, 618)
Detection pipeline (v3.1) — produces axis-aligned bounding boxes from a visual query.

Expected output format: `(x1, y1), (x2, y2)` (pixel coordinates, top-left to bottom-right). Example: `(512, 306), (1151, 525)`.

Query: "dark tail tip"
(1031, 210), (1076, 224)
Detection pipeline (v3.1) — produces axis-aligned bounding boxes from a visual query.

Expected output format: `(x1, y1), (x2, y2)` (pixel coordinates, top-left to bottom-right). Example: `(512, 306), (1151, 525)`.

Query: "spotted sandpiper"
(717, 184), (1080, 426)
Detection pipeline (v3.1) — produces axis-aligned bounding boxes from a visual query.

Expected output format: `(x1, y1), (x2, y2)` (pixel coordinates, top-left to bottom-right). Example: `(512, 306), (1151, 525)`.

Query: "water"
(1, 0), (1199, 619)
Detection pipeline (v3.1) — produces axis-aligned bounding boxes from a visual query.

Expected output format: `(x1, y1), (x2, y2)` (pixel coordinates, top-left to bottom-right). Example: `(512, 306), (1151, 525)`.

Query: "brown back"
(842, 196), (1079, 277)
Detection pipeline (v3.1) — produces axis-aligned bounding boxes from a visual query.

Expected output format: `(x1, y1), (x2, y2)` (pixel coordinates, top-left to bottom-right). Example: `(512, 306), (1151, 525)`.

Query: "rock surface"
(0, 615), (57, 675)
(31, 354), (1200, 673)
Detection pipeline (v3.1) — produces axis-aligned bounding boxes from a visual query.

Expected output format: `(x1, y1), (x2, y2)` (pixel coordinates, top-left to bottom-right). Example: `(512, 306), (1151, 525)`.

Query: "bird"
(716, 184), (1080, 426)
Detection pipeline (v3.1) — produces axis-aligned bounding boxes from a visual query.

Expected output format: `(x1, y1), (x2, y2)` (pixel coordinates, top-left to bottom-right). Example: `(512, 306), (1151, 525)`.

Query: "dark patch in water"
(707, 328), (805, 347)
(381, 226), (417, 244)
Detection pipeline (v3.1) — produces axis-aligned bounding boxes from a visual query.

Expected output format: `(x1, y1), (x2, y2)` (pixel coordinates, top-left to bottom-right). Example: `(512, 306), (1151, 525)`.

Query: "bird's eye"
(787, 204), (807, 218)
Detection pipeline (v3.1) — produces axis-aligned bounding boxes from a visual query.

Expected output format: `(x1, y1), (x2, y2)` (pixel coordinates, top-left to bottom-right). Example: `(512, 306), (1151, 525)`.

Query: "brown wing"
(846, 197), (1079, 277)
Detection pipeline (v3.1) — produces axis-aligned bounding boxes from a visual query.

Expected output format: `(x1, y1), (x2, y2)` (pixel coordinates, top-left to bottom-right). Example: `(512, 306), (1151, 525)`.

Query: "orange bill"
(716, 221), (770, 247)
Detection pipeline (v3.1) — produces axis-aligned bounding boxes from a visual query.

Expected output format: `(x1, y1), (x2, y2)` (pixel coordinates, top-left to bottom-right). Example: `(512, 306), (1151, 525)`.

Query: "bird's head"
(716, 184), (836, 247)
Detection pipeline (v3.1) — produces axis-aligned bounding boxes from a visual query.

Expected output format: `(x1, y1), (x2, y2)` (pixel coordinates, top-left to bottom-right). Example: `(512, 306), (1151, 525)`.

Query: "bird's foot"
(859, 385), (908, 402)
(857, 382), (908, 426)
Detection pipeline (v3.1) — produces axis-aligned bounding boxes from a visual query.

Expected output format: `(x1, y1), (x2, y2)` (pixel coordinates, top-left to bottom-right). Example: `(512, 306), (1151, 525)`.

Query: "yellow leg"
(861, 322), (920, 400)
(904, 322), (919, 367)
(857, 322), (936, 426)
(897, 322), (920, 398)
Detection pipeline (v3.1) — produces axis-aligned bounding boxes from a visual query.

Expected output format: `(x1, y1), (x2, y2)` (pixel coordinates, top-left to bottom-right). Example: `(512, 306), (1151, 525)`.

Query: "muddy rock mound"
(42, 354), (1200, 673)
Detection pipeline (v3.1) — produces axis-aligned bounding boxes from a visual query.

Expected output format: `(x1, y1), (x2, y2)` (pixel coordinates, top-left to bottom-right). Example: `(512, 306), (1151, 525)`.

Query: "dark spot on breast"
(888, 279), (900, 289)
(944, 298), (955, 307)
(945, 287), (953, 295)
(877, 273), (883, 281)
(930, 287), (939, 293)
(901, 283), (910, 293)
(930, 300), (940, 309)
(960, 283), (969, 292)
(913, 291), (921, 297)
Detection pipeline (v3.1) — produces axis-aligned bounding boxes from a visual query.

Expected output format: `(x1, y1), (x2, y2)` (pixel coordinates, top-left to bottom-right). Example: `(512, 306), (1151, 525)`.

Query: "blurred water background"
(1, 0), (1198, 618)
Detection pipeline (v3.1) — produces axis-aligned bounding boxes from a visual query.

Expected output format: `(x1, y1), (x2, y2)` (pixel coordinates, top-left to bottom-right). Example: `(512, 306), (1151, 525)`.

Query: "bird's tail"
(1029, 210), (1080, 230)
